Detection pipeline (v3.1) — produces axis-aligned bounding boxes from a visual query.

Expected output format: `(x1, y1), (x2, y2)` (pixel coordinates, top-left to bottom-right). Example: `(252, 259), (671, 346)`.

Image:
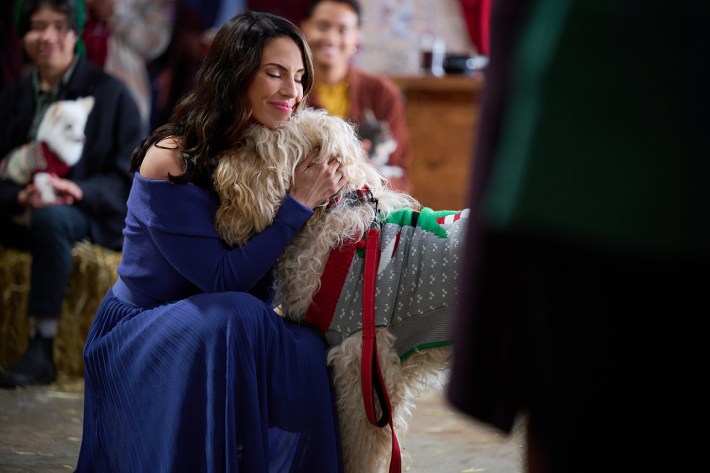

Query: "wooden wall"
(391, 74), (484, 211)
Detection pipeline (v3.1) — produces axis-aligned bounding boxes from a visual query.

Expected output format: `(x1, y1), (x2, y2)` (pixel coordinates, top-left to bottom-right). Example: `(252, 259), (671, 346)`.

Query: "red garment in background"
(83, 16), (110, 68)
(459, 0), (491, 55)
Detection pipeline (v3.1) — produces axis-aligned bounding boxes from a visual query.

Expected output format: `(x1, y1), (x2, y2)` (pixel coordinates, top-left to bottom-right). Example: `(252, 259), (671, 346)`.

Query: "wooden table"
(391, 74), (484, 210)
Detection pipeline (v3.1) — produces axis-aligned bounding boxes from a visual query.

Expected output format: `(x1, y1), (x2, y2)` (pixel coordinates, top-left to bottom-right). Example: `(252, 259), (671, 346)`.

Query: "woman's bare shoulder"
(139, 137), (186, 180)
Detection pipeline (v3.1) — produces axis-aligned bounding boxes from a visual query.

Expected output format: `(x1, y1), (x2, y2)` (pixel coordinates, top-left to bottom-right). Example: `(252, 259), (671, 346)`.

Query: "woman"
(76, 11), (346, 472)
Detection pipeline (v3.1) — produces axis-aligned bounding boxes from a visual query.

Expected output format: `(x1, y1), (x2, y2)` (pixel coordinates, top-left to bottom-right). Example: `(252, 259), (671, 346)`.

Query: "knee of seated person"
(30, 206), (86, 240)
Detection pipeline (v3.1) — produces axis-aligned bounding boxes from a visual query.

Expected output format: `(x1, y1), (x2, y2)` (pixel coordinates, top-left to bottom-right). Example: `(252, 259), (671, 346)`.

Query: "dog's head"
(36, 96), (95, 166)
(215, 108), (388, 246)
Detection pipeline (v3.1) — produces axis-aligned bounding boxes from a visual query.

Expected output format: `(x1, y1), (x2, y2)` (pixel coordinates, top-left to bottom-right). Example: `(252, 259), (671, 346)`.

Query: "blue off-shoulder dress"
(75, 173), (343, 473)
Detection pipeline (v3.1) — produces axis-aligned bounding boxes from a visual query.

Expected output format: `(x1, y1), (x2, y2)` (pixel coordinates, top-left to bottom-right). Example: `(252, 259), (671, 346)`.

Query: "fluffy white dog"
(215, 108), (467, 473)
(0, 96), (94, 203)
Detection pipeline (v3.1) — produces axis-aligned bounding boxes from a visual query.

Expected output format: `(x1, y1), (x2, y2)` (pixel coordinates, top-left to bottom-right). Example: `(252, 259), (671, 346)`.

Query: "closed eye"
(264, 63), (305, 84)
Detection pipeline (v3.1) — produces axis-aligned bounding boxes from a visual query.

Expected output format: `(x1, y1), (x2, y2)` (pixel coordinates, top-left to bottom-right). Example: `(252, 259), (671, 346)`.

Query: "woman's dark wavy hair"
(130, 11), (315, 188)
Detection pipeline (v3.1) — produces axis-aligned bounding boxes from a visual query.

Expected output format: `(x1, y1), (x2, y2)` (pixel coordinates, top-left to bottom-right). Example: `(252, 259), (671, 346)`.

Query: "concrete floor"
(0, 378), (524, 472)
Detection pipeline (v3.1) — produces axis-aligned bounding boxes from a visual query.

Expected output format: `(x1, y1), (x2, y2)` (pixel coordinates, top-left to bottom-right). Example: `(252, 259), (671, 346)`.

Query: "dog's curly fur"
(215, 108), (451, 472)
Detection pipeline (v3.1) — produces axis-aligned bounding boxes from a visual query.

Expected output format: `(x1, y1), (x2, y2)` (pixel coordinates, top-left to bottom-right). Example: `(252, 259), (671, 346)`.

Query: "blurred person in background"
(84, 0), (173, 132)
(301, 0), (413, 193)
(447, 0), (702, 471)
(0, 0), (142, 388)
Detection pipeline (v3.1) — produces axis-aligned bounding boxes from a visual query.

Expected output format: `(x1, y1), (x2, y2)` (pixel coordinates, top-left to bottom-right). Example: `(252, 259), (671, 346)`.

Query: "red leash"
(360, 227), (401, 473)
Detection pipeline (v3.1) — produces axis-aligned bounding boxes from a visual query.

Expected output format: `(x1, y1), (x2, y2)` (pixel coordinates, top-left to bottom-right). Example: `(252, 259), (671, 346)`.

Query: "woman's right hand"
(289, 148), (347, 209)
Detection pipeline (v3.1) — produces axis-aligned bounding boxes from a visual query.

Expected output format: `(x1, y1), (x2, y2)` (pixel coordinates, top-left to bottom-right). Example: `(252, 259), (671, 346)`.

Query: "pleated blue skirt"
(75, 289), (343, 472)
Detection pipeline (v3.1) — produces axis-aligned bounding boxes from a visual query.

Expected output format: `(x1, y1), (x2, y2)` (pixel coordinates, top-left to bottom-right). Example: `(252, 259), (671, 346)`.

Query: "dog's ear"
(46, 102), (61, 125)
(214, 127), (291, 247)
(214, 148), (259, 246)
(77, 96), (95, 116)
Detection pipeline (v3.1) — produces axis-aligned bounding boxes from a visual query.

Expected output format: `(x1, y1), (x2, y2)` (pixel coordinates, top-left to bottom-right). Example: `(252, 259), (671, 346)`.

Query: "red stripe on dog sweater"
(305, 241), (357, 334)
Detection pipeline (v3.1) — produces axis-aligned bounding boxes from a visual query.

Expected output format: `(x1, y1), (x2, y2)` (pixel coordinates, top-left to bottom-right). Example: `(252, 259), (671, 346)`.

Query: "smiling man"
(0, 0), (143, 388)
(301, 0), (413, 193)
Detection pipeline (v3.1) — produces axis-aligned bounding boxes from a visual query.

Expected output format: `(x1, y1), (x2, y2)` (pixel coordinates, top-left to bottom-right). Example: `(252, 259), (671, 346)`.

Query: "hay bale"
(0, 247), (32, 373)
(0, 241), (121, 379)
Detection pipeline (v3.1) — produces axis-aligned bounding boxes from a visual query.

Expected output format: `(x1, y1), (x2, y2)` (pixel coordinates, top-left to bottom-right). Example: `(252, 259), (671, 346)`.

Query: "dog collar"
(325, 186), (377, 212)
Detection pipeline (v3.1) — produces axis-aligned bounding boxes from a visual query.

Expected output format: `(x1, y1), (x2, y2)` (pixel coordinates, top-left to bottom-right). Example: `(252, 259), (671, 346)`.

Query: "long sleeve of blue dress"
(116, 172), (314, 306)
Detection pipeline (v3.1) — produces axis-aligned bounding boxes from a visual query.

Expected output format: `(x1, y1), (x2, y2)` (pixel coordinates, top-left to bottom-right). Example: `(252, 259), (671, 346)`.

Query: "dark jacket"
(0, 57), (144, 250)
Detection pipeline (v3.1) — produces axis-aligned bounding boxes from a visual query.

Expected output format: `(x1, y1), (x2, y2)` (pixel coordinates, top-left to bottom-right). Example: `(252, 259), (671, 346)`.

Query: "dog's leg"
(328, 329), (415, 473)
(398, 346), (451, 396)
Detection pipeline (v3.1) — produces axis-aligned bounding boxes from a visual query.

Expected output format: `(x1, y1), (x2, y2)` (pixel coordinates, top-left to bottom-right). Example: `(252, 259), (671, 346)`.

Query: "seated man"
(0, 0), (143, 387)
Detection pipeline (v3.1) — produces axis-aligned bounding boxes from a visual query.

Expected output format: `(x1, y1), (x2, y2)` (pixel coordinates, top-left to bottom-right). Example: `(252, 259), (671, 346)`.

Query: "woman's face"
(23, 6), (77, 74)
(247, 37), (305, 129)
(301, 1), (360, 73)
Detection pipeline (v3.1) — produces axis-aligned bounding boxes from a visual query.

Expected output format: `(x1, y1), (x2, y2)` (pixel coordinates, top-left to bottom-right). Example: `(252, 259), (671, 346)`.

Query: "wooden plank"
(392, 74), (484, 210)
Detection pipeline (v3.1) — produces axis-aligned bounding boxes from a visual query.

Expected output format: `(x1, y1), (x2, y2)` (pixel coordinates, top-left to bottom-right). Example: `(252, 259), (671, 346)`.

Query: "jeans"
(0, 205), (89, 318)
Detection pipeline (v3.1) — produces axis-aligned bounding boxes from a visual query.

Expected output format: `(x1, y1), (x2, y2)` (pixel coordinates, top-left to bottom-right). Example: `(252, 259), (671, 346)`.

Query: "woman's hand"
(289, 148), (347, 209)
